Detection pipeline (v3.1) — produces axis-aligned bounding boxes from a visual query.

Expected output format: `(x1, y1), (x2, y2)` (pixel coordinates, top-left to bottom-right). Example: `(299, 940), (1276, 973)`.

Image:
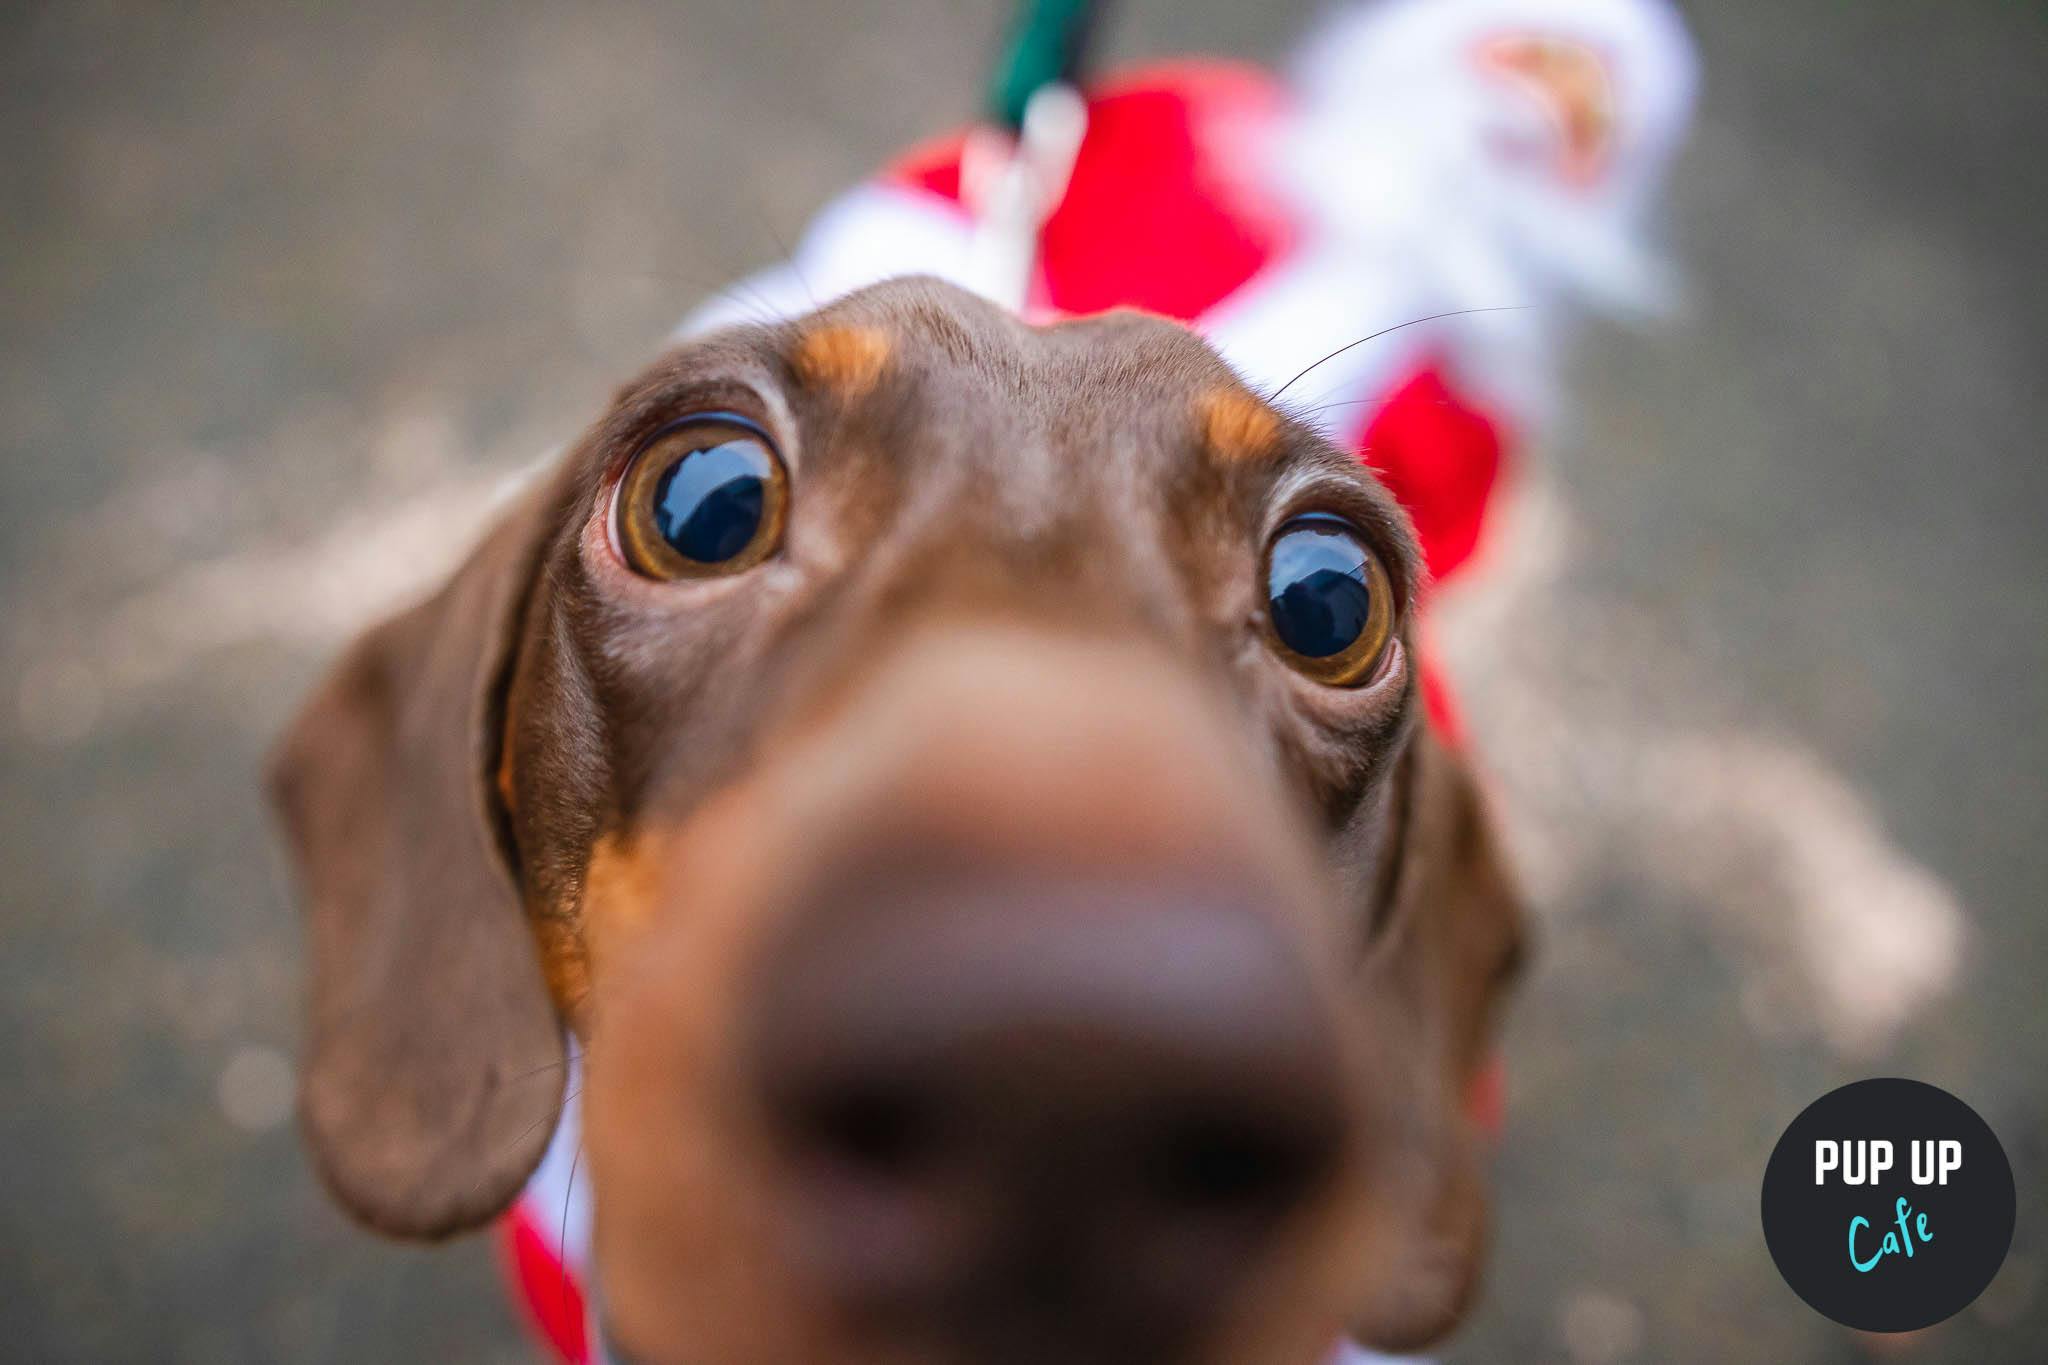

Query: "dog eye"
(614, 415), (788, 579)
(1263, 514), (1396, 686)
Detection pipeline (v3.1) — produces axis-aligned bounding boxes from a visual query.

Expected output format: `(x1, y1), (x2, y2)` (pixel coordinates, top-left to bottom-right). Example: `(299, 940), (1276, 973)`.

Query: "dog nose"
(749, 869), (1351, 1362)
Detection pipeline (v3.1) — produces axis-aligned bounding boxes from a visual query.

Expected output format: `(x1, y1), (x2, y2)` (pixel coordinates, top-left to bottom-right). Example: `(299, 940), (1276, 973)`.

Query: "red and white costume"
(501, 1), (1696, 1359)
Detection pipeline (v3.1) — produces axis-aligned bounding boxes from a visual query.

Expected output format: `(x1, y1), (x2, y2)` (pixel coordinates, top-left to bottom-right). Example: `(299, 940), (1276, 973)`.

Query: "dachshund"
(270, 276), (1524, 1364)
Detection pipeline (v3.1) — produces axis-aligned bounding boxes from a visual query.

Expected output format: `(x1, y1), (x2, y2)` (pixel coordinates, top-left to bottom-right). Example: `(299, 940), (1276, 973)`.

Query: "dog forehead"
(799, 276), (1258, 437)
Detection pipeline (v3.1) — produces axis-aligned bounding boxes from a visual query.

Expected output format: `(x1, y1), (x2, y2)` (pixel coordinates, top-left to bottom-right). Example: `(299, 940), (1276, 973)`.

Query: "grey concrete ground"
(2, 1), (2043, 1361)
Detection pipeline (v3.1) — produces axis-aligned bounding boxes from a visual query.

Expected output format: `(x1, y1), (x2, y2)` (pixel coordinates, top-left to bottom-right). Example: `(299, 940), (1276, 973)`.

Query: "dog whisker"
(503, 1046), (589, 1088)
(746, 203), (818, 313)
(605, 271), (791, 326)
(560, 1143), (583, 1312)
(1269, 306), (1529, 402)
(1293, 395), (1463, 443)
(475, 1087), (583, 1200)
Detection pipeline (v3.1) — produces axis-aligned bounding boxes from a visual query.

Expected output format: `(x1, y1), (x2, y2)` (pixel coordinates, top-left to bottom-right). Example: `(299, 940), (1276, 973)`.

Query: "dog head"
(270, 277), (1523, 1363)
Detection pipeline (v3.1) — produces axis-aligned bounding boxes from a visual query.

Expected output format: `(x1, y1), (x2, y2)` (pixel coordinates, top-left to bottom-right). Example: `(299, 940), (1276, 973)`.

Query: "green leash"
(987, 0), (1106, 130)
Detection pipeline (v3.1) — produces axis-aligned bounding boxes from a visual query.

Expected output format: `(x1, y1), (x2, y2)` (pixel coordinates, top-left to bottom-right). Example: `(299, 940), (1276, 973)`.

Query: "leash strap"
(988, 0), (1105, 130)
(961, 0), (1110, 312)
(960, 83), (1086, 313)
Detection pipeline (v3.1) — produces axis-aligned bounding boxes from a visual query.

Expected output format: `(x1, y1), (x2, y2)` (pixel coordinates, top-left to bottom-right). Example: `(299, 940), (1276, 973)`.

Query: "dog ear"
(267, 481), (566, 1240)
(1400, 725), (1526, 1079)
(1350, 723), (1527, 1350)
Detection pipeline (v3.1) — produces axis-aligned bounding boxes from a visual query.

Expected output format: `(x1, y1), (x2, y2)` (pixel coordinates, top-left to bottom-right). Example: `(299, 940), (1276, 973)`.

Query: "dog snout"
(587, 622), (1373, 1364)
(748, 867), (1350, 1362)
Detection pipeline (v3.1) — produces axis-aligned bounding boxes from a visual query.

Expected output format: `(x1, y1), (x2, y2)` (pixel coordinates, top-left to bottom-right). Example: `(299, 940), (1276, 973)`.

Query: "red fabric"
(886, 69), (1507, 585)
(1417, 648), (1468, 750)
(887, 61), (1294, 322)
(501, 1203), (590, 1364)
(1354, 364), (1509, 584)
(1468, 1053), (1509, 1140)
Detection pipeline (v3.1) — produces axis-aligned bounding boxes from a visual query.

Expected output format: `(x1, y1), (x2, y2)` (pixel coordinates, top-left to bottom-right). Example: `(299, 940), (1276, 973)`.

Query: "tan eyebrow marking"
(1198, 388), (1284, 463)
(791, 324), (891, 397)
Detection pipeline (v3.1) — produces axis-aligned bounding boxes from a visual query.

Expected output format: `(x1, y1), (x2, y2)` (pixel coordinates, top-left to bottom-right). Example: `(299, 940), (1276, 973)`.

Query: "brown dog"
(270, 277), (1523, 1365)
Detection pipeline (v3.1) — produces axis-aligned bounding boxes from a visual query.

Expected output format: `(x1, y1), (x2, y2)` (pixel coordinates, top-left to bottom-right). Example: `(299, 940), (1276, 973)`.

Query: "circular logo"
(1761, 1078), (2015, 1332)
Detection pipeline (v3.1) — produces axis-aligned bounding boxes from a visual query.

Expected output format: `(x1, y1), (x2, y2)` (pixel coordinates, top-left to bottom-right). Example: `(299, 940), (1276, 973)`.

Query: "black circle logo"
(1761, 1078), (2015, 1332)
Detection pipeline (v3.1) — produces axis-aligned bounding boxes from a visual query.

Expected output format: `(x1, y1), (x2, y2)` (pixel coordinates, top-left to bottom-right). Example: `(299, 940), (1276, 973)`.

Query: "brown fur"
(269, 277), (1523, 1362)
